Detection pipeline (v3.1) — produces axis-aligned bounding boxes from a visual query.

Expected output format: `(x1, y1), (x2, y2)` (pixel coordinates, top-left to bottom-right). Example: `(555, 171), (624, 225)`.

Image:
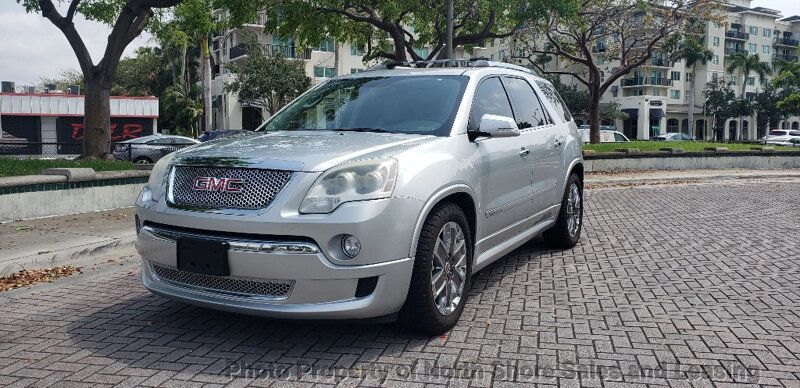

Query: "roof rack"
(367, 58), (533, 74)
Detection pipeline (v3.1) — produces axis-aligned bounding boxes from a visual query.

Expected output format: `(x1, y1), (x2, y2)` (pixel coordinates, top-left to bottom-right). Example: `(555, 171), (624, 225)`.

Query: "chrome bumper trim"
(139, 225), (320, 254)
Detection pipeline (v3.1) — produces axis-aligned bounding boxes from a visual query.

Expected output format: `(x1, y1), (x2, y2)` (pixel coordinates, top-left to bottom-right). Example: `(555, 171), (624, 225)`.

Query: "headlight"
(136, 185), (153, 206)
(300, 159), (398, 214)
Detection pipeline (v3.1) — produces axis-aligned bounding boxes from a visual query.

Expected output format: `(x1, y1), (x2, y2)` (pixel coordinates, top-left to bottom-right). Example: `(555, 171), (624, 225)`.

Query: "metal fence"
(0, 141), (194, 164)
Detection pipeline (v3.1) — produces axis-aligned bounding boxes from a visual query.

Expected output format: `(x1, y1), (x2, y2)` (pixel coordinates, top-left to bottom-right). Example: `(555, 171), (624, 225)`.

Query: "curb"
(585, 172), (800, 187)
(0, 234), (137, 277)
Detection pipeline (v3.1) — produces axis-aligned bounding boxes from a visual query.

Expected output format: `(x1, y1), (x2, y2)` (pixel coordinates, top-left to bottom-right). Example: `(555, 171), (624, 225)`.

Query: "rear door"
(470, 77), (535, 239)
(534, 80), (572, 208)
(502, 76), (561, 211)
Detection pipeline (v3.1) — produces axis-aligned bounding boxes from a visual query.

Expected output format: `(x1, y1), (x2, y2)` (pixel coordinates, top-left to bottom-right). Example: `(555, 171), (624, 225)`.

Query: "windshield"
(258, 75), (468, 136)
(769, 131), (787, 136)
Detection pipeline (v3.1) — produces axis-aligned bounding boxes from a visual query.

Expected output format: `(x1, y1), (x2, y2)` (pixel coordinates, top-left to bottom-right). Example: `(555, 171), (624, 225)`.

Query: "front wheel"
(399, 202), (472, 335)
(543, 173), (583, 249)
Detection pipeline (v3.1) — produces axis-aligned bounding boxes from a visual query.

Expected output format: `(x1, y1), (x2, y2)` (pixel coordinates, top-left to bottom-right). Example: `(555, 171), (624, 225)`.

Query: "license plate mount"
(176, 237), (230, 276)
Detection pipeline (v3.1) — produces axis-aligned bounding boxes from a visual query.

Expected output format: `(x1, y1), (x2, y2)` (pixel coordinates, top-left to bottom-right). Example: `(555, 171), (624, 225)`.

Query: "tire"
(133, 156), (153, 164)
(543, 173), (583, 249)
(399, 202), (473, 335)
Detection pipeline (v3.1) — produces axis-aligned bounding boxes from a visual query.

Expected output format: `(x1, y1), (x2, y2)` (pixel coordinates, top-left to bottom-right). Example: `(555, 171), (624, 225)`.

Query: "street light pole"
(446, 0), (453, 61)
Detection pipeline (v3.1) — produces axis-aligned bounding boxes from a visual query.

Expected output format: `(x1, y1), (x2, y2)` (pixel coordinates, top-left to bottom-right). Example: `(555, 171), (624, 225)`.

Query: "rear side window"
(614, 133), (626, 141)
(501, 77), (551, 129)
(469, 77), (514, 131)
(536, 80), (572, 122)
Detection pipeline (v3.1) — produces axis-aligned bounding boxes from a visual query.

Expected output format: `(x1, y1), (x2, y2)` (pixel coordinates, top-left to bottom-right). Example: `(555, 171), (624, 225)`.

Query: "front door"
(470, 77), (535, 241)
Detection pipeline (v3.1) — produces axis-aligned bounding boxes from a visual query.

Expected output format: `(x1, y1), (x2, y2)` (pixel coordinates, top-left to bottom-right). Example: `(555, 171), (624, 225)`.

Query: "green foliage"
(669, 36), (714, 71)
(111, 47), (171, 96)
(225, 39), (311, 115)
(162, 85), (204, 137)
(258, 0), (578, 61)
(703, 77), (736, 139)
(547, 76), (589, 115)
(725, 52), (771, 91)
(38, 68), (85, 92)
(0, 157), (133, 177)
(753, 84), (788, 135)
(773, 60), (800, 116)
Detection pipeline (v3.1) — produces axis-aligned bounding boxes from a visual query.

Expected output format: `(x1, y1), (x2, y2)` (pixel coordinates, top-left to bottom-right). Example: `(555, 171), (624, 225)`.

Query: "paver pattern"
(1, 180), (799, 387)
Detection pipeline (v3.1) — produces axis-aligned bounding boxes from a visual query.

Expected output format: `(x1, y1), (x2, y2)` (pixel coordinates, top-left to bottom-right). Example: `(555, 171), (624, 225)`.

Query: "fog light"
(341, 235), (361, 258)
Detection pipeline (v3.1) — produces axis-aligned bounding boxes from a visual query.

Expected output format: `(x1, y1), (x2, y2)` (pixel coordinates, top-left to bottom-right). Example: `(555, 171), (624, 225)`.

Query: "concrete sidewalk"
(586, 168), (800, 187)
(0, 208), (136, 276)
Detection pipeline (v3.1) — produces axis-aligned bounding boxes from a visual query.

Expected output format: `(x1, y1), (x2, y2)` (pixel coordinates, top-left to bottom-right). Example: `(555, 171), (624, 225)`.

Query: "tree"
(38, 68), (85, 92)
(752, 84), (788, 138)
(258, 0), (578, 63)
(111, 47), (170, 96)
(225, 40), (311, 117)
(773, 60), (800, 117)
(703, 77), (736, 141)
(514, 0), (721, 143)
(669, 35), (713, 138)
(18, 0), (182, 158)
(725, 52), (771, 139)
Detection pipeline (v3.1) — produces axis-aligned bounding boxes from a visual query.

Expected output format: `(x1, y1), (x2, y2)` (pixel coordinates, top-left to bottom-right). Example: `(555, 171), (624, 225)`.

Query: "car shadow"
(61, 236), (564, 382)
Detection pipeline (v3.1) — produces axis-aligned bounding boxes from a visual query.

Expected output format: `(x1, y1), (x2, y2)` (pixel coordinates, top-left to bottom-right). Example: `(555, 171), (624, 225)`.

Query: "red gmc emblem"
(192, 177), (244, 193)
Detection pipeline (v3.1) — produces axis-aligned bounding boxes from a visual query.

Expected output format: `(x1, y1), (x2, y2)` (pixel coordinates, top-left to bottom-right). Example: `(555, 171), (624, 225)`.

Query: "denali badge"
(192, 177), (244, 193)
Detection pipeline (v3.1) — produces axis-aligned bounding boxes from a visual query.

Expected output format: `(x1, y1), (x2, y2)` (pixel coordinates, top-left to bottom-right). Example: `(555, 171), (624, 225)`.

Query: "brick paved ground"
(1, 179), (799, 387)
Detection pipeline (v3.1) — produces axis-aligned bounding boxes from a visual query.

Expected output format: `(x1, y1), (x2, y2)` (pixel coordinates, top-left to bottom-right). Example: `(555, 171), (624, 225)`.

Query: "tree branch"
(38, 0), (94, 74)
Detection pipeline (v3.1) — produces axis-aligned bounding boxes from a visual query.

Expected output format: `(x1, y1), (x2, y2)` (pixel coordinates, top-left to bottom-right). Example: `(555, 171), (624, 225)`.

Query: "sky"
(1, 1), (799, 86)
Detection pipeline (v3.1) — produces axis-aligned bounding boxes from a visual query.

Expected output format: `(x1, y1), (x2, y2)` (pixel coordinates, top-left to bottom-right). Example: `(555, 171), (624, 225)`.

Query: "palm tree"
(726, 52), (771, 140)
(670, 37), (713, 139)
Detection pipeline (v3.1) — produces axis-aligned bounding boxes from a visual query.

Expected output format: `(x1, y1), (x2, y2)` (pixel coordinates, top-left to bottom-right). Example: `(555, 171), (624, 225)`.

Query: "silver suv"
(135, 60), (584, 334)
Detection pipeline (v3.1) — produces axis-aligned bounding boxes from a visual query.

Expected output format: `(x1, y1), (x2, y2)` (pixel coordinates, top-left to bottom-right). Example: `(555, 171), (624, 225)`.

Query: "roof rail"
(366, 58), (533, 74)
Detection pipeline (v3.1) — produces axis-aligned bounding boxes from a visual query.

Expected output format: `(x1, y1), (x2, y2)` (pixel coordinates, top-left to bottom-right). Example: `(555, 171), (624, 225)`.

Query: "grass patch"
(0, 157), (134, 177)
(582, 141), (797, 153)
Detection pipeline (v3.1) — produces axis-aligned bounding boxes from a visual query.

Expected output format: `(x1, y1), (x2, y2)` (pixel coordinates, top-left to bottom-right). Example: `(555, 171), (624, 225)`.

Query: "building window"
(763, 29), (772, 37)
(749, 26), (758, 35)
(670, 71), (681, 81)
(730, 76), (737, 85)
(670, 90), (680, 99)
(350, 44), (364, 56)
(685, 90), (691, 100)
(747, 77), (755, 86)
(712, 37), (720, 47)
(763, 45), (770, 54)
(413, 47), (429, 60)
(313, 66), (335, 78)
(748, 43), (757, 53)
(711, 55), (719, 65)
(317, 39), (335, 52)
(350, 68), (364, 74)
(599, 71), (605, 83)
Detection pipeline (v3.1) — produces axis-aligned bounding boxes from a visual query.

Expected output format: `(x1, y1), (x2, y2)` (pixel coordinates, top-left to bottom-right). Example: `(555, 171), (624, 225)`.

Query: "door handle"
(519, 147), (531, 157)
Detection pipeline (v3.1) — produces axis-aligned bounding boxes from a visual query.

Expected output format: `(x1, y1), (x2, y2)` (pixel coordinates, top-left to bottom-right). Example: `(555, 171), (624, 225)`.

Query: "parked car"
(578, 127), (630, 143)
(652, 132), (693, 141)
(198, 129), (251, 142)
(113, 135), (199, 164)
(761, 130), (800, 145)
(135, 60), (584, 334)
(768, 138), (800, 147)
(0, 131), (29, 154)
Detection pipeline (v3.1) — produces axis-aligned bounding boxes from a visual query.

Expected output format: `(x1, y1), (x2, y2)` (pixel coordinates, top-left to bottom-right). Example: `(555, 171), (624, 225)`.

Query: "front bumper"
(138, 226), (414, 319)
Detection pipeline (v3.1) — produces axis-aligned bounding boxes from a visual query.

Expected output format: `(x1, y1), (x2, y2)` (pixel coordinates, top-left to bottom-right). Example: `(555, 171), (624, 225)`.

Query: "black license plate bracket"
(176, 237), (230, 276)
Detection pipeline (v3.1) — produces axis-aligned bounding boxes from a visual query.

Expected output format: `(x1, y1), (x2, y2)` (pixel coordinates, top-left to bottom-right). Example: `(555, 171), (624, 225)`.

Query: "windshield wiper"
(332, 127), (392, 133)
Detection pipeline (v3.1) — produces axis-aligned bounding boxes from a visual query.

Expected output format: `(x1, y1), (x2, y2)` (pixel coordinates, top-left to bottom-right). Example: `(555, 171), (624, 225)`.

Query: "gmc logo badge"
(192, 177), (244, 193)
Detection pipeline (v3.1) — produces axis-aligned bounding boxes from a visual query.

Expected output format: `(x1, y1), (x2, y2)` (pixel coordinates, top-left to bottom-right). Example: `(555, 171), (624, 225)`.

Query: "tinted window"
(172, 138), (196, 145)
(502, 77), (550, 129)
(614, 133), (626, 141)
(469, 77), (514, 131)
(146, 138), (172, 145)
(770, 131), (787, 136)
(261, 76), (468, 136)
(536, 80), (572, 122)
(790, 131), (800, 136)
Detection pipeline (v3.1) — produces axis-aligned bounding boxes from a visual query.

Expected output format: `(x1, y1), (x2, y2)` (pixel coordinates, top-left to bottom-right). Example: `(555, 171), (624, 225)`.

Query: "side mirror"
(478, 114), (520, 138)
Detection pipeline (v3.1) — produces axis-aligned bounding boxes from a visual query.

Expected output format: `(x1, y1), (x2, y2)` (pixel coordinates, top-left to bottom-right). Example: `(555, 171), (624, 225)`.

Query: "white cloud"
(0, 2), (151, 85)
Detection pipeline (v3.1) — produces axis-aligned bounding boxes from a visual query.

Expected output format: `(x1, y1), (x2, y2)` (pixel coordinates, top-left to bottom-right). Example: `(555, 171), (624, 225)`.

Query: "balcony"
(725, 30), (749, 40)
(229, 44), (247, 61)
(773, 54), (799, 63)
(621, 77), (673, 87)
(774, 37), (800, 47)
(648, 58), (672, 67)
(724, 48), (747, 56)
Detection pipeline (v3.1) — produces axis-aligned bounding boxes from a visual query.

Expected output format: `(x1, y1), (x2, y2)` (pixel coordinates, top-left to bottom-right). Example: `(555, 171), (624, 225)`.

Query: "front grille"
(170, 166), (293, 210)
(149, 261), (294, 299)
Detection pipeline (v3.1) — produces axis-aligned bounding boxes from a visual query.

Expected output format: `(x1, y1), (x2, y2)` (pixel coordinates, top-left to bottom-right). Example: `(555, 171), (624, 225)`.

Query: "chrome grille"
(170, 166), (293, 210)
(149, 261), (294, 299)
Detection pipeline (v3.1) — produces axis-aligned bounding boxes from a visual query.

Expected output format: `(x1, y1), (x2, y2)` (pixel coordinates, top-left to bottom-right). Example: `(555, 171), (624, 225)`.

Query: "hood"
(172, 130), (436, 172)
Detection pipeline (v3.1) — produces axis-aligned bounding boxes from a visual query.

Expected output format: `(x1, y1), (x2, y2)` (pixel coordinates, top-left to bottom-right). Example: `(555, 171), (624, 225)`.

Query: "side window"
(146, 138), (171, 145)
(501, 77), (551, 129)
(536, 80), (572, 122)
(469, 77), (514, 131)
(614, 133), (626, 142)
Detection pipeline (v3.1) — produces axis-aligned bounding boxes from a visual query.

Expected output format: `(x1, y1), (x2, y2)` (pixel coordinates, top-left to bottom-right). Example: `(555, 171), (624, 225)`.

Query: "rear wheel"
(133, 156), (153, 164)
(399, 202), (472, 335)
(543, 173), (583, 248)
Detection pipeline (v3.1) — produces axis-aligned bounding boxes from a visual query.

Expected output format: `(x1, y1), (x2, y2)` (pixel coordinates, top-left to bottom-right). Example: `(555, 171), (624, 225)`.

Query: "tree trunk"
(82, 78), (111, 158)
(738, 79), (747, 141)
(687, 69), (695, 138)
(201, 37), (213, 135)
(588, 90), (601, 144)
(333, 42), (340, 76)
